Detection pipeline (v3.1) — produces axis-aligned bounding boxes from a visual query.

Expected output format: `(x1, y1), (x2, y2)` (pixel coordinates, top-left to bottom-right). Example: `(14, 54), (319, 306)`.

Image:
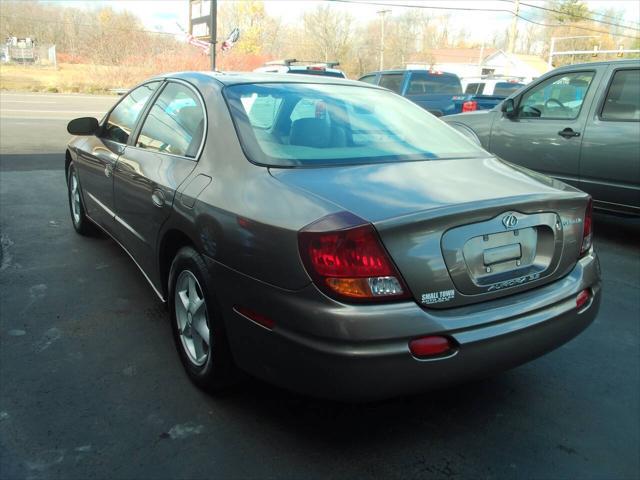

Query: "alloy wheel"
(174, 270), (210, 366)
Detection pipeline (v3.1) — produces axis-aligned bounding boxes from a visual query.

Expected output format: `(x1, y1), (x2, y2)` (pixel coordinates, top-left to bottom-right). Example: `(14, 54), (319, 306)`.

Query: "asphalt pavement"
(0, 92), (638, 480)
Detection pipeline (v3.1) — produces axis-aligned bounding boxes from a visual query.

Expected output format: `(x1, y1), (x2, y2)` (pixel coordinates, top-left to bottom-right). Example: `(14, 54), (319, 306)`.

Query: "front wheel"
(168, 246), (238, 392)
(67, 163), (95, 235)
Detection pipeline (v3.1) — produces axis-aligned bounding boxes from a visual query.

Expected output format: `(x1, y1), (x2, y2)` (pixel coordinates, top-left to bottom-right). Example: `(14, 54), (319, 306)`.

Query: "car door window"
(601, 69), (640, 122)
(135, 83), (205, 158)
(378, 74), (404, 93)
(102, 82), (160, 144)
(359, 75), (377, 85)
(518, 71), (594, 120)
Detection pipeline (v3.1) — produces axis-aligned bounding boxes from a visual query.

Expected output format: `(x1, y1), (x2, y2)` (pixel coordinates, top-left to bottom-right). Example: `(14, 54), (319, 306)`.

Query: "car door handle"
(151, 189), (165, 208)
(558, 128), (581, 139)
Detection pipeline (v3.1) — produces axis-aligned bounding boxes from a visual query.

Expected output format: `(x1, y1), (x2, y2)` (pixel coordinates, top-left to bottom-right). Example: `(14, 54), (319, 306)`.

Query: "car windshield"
(224, 83), (486, 167)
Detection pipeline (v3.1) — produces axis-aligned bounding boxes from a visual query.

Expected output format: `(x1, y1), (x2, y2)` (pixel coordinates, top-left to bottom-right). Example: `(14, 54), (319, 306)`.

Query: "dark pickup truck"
(358, 69), (509, 116)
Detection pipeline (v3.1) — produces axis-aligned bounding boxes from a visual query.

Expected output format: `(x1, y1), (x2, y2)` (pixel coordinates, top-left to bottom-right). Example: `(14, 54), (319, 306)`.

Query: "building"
(406, 48), (549, 82)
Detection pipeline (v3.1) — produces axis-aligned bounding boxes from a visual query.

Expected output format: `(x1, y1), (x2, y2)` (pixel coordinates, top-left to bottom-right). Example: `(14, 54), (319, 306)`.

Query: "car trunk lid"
(270, 157), (589, 308)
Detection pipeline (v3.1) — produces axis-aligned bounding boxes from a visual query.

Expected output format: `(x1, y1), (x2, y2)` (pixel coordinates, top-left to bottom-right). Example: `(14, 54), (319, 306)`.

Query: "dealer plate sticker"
(421, 289), (455, 305)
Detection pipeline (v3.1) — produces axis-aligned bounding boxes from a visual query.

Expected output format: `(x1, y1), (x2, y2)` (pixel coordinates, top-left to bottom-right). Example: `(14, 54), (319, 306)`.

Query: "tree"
(302, 5), (353, 62)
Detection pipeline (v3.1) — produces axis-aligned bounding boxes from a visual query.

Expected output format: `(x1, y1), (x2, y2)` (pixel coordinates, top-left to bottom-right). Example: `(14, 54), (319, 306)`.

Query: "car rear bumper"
(213, 251), (601, 401)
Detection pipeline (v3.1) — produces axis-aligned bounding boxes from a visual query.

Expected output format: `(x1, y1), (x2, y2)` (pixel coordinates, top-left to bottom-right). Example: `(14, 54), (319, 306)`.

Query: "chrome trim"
(86, 214), (166, 302)
(86, 191), (116, 217)
(86, 191), (148, 244)
(115, 215), (147, 244)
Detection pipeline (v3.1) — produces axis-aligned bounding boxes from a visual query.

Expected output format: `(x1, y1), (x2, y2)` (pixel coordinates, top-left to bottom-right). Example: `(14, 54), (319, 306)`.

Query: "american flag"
(185, 33), (210, 55)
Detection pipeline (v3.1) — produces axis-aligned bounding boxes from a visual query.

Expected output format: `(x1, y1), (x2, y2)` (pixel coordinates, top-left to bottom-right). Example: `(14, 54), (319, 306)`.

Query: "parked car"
(445, 60), (640, 215)
(358, 69), (517, 116)
(65, 72), (600, 401)
(461, 76), (527, 111)
(254, 59), (346, 78)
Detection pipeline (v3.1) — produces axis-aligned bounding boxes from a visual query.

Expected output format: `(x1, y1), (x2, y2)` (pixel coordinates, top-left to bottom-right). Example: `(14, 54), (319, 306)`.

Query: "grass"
(0, 63), (152, 94)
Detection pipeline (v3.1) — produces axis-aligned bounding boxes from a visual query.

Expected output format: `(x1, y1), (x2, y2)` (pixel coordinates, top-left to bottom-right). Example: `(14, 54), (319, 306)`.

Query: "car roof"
(551, 59), (640, 70)
(154, 71), (371, 89)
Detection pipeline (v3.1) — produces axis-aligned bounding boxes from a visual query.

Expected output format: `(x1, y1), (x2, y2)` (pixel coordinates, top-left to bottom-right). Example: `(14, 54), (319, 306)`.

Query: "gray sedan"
(65, 72), (601, 401)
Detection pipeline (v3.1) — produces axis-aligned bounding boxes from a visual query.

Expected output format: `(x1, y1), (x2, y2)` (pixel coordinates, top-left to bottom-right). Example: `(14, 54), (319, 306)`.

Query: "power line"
(497, 0), (640, 31)
(329, 0), (640, 40)
(515, 13), (640, 40)
(329, 0), (513, 14)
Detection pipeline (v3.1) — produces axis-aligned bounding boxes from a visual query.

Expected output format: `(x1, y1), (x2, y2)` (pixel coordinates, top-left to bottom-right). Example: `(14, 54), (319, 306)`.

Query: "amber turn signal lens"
(325, 278), (372, 298)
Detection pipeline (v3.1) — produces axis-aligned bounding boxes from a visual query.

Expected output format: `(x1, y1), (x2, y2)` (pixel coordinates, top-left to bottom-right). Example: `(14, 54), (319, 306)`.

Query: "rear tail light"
(409, 336), (455, 358)
(462, 100), (478, 112)
(580, 197), (593, 255)
(307, 66), (326, 71)
(298, 212), (410, 302)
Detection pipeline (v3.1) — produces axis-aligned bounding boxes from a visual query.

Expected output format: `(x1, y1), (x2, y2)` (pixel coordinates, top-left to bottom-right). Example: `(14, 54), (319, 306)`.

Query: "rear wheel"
(67, 163), (95, 235)
(168, 246), (238, 392)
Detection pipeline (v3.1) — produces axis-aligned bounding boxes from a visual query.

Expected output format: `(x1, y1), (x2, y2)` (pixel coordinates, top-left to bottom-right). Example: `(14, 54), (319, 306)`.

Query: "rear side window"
(359, 75), (377, 85)
(493, 82), (524, 96)
(407, 73), (462, 95)
(378, 74), (404, 93)
(135, 82), (205, 158)
(102, 82), (159, 144)
(601, 69), (640, 122)
(465, 83), (484, 95)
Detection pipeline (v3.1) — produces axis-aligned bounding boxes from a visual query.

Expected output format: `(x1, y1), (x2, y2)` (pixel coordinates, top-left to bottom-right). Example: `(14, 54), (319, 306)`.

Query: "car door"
(579, 66), (640, 212)
(75, 82), (160, 230)
(112, 80), (205, 278)
(488, 68), (602, 189)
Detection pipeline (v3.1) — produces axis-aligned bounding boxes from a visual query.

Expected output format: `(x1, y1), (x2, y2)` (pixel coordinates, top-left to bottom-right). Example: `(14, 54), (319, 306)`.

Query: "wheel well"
(159, 229), (195, 297)
(65, 150), (72, 180)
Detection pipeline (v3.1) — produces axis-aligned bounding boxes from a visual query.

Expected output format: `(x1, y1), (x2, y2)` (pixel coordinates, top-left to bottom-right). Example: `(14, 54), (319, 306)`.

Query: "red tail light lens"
(576, 289), (591, 310)
(462, 100), (478, 112)
(298, 212), (410, 302)
(581, 197), (593, 255)
(409, 336), (454, 358)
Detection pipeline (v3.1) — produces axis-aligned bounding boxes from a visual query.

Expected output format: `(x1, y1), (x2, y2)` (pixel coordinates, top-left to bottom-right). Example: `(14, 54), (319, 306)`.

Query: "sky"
(54, 0), (640, 44)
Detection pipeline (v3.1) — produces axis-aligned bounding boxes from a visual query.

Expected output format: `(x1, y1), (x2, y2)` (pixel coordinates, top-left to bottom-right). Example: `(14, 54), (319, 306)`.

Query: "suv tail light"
(298, 212), (410, 302)
(462, 100), (478, 112)
(580, 197), (593, 255)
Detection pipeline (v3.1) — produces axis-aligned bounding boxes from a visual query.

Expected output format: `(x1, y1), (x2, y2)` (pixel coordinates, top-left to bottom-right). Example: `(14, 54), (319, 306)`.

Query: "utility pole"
(210, 0), (217, 71)
(507, 0), (519, 54)
(377, 9), (390, 70)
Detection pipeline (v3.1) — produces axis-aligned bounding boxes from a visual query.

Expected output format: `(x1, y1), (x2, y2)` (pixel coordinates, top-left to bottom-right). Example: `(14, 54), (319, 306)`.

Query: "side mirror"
(501, 98), (516, 118)
(67, 117), (99, 135)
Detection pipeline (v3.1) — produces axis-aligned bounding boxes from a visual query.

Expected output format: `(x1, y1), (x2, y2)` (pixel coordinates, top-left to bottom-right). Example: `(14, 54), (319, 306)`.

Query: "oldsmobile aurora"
(65, 73), (601, 401)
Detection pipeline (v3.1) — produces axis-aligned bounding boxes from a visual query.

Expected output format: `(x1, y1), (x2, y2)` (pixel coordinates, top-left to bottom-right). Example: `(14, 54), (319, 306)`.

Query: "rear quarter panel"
(160, 76), (339, 291)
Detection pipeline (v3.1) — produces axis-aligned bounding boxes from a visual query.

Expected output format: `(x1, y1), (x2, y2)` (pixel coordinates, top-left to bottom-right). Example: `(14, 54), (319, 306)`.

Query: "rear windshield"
(223, 83), (485, 167)
(407, 73), (462, 95)
(493, 82), (525, 96)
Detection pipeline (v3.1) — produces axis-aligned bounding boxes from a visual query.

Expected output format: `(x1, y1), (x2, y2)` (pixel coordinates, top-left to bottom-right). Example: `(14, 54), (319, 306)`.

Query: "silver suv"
(254, 59), (347, 78)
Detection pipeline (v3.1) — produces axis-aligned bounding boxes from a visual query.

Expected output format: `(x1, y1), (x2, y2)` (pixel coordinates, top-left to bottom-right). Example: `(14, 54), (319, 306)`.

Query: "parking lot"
(0, 92), (638, 479)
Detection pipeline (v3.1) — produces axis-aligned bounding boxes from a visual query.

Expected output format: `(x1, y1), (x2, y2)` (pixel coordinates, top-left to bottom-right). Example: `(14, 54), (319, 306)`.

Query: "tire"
(168, 246), (238, 392)
(67, 163), (95, 236)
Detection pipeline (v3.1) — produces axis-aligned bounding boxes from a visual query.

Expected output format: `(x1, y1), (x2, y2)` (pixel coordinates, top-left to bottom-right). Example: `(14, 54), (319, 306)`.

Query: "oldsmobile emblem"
(502, 213), (518, 229)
